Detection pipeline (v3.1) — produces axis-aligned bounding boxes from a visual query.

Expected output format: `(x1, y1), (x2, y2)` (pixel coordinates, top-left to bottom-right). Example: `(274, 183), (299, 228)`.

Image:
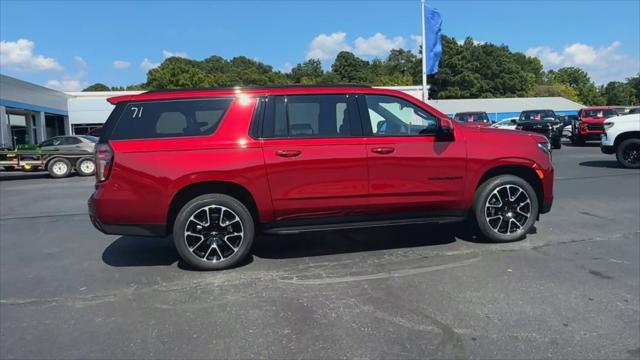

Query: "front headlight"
(537, 142), (551, 154)
(604, 121), (614, 129)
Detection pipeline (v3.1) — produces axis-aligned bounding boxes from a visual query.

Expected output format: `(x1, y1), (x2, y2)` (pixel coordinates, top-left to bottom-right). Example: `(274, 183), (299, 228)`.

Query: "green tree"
(625, 75), (640, 104)
(331, 51), (370, 83)
(385, 49), (420, 78)
(545, 67), (604, 105)
(529, 83), (580, 102)
(428, 36), (542, 99)
(290, 59), (323, 84)
(146, 57), (214, 89)
(82, 83), (110, 91)
(602, 81), (637, 105)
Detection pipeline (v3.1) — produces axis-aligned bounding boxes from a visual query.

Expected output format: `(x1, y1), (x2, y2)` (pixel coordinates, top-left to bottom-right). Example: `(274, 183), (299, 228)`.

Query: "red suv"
(570, 106), (618, 145)
(89, 85), (554, 270)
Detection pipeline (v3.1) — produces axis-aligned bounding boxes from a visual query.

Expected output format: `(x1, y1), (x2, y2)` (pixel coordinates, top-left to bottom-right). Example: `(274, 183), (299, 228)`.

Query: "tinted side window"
(61, 137), (81, 145)
(266, 95), (351, 138)
(39, 138), (56, 147)
(364, 95), (438, 136)
(110, 98), (233, 140)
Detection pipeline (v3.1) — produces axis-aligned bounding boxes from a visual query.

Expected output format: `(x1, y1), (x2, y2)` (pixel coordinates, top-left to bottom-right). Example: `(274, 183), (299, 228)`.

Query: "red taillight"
(95, 143), (113, 182)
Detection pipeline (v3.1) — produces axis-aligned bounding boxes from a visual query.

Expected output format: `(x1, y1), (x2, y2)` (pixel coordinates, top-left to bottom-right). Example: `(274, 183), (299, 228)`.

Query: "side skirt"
(262, 211), (467, 235)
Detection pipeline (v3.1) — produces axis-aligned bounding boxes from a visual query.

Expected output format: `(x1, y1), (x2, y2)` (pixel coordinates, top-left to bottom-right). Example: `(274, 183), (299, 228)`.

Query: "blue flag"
(424, 5), (442, 74)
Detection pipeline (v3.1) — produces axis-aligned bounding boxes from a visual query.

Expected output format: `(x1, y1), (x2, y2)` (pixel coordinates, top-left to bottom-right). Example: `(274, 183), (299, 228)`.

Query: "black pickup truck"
(515, 109), (568, 149)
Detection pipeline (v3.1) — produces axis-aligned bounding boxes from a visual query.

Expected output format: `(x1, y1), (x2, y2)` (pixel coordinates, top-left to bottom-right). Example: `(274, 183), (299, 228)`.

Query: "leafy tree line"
(83, 35), (639, 106)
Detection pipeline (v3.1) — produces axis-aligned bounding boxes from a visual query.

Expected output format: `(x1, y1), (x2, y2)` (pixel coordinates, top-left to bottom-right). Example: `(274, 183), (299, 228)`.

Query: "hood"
(516, 119), (560, 126)
(462, 124), (548, 142)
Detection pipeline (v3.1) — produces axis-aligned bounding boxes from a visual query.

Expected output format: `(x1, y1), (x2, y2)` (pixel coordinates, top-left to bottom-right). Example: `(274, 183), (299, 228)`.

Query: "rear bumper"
(88, 194), (166, 237)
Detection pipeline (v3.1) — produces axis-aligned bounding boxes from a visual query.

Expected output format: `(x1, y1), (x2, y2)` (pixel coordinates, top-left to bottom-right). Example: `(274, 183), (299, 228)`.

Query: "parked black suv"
(516, 109), (565, 149)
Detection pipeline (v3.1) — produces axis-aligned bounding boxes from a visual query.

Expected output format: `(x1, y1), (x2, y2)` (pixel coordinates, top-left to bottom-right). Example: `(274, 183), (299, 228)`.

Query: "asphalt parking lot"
(1, 143), (638, 359)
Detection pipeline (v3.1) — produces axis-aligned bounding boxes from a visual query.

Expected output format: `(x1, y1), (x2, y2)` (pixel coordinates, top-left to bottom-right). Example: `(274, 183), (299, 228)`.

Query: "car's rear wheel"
(473, 175), (539, 242)
(616, 138), (640, 169)
(76, 157), (96, 176)
(173, 194), (254, 270)
(48, 158), (72, 178)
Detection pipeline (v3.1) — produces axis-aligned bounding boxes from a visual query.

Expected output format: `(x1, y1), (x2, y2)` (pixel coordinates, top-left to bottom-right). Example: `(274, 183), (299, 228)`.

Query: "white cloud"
(280, 62), (293, 73)
(526, 41), (640, 84)
(45, 79), (83, 91)
(0, 38), (62, 71)
(410, 34), (422, 54)
(140, 58), (160, 71)
(354, 33), (406, 57)
(457, 39), (486, 46)
(74, 56), (87, 69)
(305, 32), (351, 61)
(162, 50), (189, 59)
(45, 55), (89, 92)
(113, 60), (131, 69)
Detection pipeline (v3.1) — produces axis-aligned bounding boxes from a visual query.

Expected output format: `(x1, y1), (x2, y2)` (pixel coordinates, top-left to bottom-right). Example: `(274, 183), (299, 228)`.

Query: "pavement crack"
(279, 256), (480, 285)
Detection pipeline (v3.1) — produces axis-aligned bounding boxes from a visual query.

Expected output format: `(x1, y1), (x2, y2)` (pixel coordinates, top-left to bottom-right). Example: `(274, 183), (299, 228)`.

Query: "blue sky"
(1, 0), (639, 91)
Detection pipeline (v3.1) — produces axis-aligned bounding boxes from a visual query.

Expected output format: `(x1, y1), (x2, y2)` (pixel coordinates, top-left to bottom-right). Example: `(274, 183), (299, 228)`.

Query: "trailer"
(0, 149), (95, 178)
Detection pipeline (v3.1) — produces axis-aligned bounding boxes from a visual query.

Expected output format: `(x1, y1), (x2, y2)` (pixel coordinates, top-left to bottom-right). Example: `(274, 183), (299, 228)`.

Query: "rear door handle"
(371, 147), (395, 154)
(276, 150), (301, 158)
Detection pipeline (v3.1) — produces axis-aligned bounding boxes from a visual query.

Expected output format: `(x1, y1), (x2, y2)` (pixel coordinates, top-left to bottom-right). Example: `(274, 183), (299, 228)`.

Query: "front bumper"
(601, 133), (614, 147)
(601, 144), (615, 154)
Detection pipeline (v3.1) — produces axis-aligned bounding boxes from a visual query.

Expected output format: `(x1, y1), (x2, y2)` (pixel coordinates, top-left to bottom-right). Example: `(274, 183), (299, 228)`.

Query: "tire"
(47, 158), (72, 178)
(76, 157), (96, 176)
(616, 138), (640, 169)
(173, 194), (255, 270)
(551, 136), (562, 149)
(473, 175), (539, 243)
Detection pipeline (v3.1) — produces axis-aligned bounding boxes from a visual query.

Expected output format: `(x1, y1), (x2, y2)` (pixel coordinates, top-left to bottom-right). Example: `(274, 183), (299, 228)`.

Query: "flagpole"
(421, 0), (428, 102)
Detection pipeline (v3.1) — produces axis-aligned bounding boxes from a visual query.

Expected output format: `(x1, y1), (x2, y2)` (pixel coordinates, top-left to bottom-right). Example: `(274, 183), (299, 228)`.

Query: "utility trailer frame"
(0, 150), (95, 178)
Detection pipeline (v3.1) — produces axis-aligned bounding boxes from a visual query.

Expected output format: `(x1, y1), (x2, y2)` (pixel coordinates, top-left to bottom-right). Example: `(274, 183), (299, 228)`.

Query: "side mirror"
(437, 118), (455, 141)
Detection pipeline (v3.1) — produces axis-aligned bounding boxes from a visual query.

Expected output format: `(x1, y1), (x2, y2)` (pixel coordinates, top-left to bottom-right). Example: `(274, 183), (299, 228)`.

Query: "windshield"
(581, 109), (618, 118)
(453, 113), (489, 123)
(519, 110), (556, 121)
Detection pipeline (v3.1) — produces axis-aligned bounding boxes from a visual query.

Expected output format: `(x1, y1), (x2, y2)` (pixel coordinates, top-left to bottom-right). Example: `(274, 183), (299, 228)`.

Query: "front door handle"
(371, 147), (395, 154)
(276, 150), (301, 158)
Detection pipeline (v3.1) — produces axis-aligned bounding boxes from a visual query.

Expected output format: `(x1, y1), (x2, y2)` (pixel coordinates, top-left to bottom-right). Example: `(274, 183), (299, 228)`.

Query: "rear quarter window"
(109, 98), (233, 140)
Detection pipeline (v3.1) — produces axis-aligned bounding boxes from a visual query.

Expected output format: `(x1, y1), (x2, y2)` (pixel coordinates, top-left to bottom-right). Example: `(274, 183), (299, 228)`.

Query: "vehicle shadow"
(253, 223), (466, 259)
(102, 223), (474, 267)
(563, 142), (600, 148)
(0, 172), (49, 181)
(579, 160), (629, 169)
(102, 236), (179, 267)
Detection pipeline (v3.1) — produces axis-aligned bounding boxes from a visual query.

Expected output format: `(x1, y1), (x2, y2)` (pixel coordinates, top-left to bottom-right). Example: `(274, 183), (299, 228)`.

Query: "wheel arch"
(166, 181), (260, 234)
(613, 131), (640, 149)
(475, 164), (544, 209)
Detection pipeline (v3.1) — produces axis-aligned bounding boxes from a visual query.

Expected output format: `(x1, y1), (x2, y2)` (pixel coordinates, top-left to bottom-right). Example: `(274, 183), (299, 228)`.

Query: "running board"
(262, 216), (466, 235)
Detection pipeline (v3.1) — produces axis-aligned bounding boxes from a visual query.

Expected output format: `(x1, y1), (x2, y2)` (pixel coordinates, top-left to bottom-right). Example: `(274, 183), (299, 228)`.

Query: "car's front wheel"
(616, 138), (640, 169)
(473, 175), (539, 242)
(173, 194), (255, 270)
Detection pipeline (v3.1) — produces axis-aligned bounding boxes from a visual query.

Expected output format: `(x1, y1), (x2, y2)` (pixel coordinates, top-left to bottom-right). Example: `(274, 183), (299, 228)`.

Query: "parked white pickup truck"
(601, 113), (640, 168)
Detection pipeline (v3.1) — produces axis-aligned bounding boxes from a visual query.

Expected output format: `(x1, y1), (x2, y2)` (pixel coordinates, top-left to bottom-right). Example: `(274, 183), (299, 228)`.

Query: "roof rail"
(143, 84), (372, 94)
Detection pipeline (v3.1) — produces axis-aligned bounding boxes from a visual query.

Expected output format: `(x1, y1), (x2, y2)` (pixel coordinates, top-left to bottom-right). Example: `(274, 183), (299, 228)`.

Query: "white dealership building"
(1, 74), (584, 149)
